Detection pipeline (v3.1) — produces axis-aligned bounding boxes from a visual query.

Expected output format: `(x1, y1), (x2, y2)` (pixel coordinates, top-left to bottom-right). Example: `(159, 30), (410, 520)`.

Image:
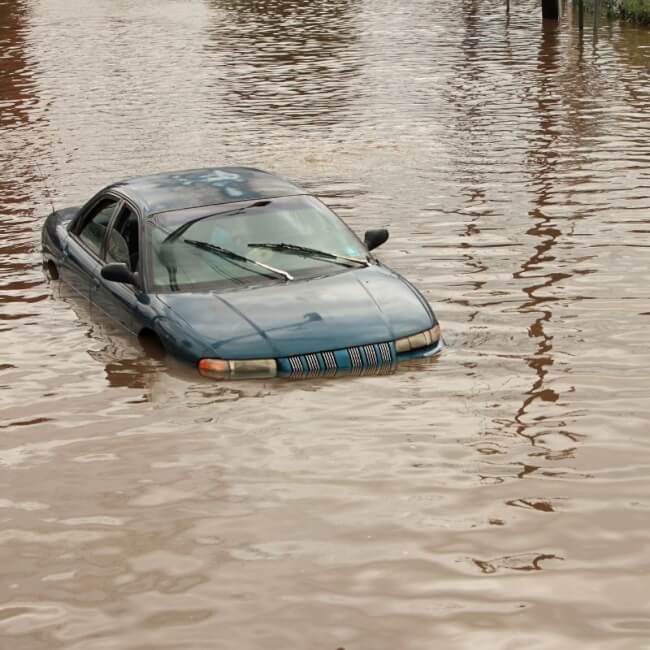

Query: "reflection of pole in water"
(593, 0), (599, 33)
(512, 19), (565, 449)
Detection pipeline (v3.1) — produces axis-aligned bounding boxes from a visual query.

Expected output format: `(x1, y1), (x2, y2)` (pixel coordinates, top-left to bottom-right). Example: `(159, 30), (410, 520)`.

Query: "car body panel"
(156, 265), (435, 360)
(104, 167), (305, 218)
(91, 276), (138, 333)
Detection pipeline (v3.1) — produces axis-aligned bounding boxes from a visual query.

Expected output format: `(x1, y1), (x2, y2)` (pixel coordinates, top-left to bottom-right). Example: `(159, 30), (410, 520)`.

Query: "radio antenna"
(34, 160), (57, 215)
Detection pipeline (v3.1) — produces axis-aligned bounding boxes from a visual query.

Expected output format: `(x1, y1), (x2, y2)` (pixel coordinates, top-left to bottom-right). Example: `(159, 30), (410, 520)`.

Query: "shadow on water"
(204, 0), (363, 127)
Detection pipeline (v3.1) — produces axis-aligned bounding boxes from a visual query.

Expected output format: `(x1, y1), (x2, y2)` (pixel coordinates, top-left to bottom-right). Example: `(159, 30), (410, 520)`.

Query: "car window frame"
(70, 193), (122, 261)
(104, 199), (143, 278)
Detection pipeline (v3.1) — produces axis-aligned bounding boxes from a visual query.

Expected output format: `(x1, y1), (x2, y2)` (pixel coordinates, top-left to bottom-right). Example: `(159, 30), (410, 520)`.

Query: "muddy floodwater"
(2, 0), (650, 648)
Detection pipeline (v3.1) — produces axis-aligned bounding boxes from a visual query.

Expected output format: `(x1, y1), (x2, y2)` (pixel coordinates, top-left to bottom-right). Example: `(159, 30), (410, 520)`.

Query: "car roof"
(106, 167), (306, 216)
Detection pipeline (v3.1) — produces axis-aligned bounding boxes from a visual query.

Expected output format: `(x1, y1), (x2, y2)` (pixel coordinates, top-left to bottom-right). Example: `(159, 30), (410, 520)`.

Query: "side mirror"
(101, 262), (137, 286)
(364, 228), (389, 251)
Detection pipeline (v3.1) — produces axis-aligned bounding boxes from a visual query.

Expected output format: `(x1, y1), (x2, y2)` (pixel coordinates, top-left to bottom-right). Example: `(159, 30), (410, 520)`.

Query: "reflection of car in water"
(42, 167), (442, 379)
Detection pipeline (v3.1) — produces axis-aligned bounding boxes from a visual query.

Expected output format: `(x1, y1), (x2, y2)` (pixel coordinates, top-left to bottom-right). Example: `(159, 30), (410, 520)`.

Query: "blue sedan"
(42, 167), (442, 379)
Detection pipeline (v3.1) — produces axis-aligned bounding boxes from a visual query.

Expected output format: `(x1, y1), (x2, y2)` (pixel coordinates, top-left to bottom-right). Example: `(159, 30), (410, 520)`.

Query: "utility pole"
(542, 0), (560, 20)
(578, 0), (584, 30)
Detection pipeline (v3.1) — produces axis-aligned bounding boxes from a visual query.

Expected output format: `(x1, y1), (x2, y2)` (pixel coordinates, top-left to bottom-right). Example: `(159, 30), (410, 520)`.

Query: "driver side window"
(78, 198), (118, 256)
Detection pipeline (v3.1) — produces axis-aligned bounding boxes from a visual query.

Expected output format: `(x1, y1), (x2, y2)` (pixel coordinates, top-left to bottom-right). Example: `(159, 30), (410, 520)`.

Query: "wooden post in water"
(578, 0), (584, 30)
(506, 0), (510, 15)
(542, 0), (560, 20)
(593, 0), (599, 31)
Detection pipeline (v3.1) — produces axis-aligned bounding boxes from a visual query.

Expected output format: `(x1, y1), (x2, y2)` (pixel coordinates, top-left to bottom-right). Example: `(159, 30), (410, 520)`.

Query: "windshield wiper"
(184, 239), (293, 281)
(163, 200), (271, 245)
(247, 242), (369, 268)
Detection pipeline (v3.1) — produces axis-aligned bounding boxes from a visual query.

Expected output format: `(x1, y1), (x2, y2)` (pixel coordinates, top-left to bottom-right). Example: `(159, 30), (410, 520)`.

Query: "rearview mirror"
(101, 262), (137, 286)
(364, 228), (389, 251)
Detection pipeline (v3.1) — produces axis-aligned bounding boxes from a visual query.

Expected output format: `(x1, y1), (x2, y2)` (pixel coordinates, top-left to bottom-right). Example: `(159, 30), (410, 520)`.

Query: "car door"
(60, 197), (119, 298)
(91, 201), (142, 333)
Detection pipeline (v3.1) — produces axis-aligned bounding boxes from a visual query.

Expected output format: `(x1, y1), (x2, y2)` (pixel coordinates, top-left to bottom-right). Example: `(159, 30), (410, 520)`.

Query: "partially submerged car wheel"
(138, 330), (166, 360)
(45, 261), (59, 281)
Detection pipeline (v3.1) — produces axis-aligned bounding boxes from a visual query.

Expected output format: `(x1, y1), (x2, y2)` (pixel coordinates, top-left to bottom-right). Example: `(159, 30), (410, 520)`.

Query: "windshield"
(146, 195), (367, 292)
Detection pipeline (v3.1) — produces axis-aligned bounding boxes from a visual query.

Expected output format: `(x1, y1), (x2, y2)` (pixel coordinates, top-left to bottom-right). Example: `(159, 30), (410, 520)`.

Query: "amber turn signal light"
(198, 358), (278, 380)
(395, 324), (441, 353)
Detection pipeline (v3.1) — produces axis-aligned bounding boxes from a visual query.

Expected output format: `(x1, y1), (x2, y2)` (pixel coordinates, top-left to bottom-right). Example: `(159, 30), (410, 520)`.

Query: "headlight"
(395, 324), (441, 353)
(198, 358), (277, 379)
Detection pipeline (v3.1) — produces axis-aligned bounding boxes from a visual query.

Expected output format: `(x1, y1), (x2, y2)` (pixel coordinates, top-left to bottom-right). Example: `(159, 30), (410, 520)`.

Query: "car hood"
(156, 265), (435, 359)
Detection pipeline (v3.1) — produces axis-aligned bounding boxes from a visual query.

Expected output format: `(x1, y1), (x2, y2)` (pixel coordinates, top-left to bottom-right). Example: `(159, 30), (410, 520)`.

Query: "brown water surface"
(1, 1), (650, 648)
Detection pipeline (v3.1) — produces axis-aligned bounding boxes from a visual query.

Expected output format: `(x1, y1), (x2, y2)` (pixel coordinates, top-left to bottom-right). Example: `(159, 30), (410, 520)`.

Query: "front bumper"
(275, 335), (443, 379)
(199, 331), (444, 380)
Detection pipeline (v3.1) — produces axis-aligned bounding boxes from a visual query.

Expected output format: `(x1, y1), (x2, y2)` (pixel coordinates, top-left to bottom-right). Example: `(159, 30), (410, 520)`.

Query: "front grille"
(277, 341), (396, 378)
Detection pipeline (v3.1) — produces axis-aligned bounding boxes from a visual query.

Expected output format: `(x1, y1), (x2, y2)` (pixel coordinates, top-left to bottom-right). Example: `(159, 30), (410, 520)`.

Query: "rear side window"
(78, 199), (118, 256)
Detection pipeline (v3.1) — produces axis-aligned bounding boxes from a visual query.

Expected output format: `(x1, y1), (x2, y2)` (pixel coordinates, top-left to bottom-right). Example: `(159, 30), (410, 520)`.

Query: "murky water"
(2, 0), (650, 647)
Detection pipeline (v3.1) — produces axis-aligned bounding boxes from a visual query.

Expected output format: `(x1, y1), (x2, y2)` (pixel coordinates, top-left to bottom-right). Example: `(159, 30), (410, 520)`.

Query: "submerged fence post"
(542, 0), (560, 20)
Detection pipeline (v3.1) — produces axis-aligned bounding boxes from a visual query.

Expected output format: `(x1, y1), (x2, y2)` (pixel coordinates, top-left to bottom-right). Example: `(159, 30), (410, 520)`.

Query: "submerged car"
(42, 167), (442, 379)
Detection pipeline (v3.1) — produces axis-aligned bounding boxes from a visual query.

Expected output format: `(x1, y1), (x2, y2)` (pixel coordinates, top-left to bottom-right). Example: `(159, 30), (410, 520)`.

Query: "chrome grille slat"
(289, 355), (303, 374)
(278, 341), (396, 378)
(306, 353), (320, 372)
